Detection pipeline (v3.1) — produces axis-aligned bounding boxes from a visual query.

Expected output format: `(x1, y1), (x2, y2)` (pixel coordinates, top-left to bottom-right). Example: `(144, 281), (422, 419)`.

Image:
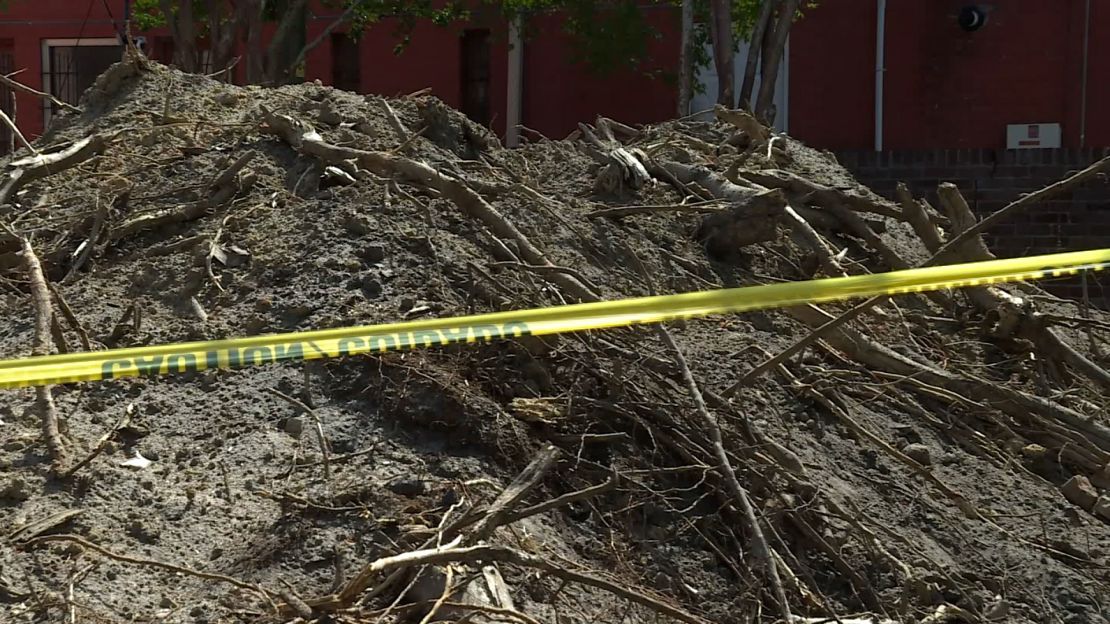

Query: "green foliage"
(538, 1), (658, 75)
(127, 0), (817, 84)
(132, 0), (171, 30)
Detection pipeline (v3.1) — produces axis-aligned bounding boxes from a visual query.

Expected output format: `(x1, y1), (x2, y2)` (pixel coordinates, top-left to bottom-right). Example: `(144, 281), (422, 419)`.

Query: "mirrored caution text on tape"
(0, 248), (1106, 389)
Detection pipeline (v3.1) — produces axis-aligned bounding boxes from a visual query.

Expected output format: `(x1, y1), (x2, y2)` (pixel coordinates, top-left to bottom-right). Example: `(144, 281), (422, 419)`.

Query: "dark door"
(460, 29), (491, 126)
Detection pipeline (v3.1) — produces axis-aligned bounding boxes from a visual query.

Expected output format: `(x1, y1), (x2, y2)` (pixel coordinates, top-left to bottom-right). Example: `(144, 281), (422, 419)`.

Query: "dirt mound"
(2, 58), (1109, 624)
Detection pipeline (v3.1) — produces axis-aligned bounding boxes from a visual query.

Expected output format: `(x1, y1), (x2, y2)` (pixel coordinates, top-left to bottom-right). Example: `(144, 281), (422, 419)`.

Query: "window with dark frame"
(44, 42), (123, 119)
(460, 29), (491, 126)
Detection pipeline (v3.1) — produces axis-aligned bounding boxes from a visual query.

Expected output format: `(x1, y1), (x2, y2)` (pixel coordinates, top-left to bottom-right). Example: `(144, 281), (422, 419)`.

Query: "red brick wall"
(836, 148), (1110, 306)
(790, 0), (1110, 150)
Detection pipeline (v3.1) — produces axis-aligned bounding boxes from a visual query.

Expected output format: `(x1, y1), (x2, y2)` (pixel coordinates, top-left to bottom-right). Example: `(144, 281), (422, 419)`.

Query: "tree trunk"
(207, 0), (240, 79)
(708, 0), (734, 106)
(242, 0), (265, 84)
(264, 0), (311, 85)
(288, 6), (356, 82)
(677, 0), (695, 116)
(160, 0), (200, 72)
(755, 0), (800, 124)
(739, 0), (777, 111)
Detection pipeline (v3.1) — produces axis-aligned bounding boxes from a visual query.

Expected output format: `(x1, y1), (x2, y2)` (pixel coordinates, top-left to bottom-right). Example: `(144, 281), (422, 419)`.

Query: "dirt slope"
(1, 59), (1109, 624)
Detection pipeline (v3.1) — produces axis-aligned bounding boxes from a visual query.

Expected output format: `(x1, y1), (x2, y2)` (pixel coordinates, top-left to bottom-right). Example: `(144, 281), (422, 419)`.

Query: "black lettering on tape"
(274, 342), (305, 363)
(241, 346), (273, 367)
(101, 359), (132, 380)
(441, 326), (468, 343)
(167, 353), (198, 373)
(337, 337), (366, 356)
(205, 350), (220, 370)
(470, 324), (500, 343)
(501, 321), (531, 337)
(367, 334), (397, 353)
(411, 329), (442, 348)
(305, 341), (334, 359)
(134, 355), (164, 376)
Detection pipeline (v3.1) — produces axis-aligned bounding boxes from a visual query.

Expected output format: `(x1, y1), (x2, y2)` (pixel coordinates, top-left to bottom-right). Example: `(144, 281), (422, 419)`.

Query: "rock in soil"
(1061, 475), (1099, 510)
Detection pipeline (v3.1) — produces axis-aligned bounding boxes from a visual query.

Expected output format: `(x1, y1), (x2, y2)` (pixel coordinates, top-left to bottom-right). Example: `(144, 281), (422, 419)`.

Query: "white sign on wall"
(1006, 123), (1062, 149)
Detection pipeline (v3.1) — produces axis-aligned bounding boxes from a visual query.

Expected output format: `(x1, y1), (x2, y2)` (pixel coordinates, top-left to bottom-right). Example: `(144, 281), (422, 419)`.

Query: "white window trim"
(41, 37), (120, 127)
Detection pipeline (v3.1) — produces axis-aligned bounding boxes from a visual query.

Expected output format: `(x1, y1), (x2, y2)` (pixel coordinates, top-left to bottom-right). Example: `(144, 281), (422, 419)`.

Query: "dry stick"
(6, 91), (14, 155)
(359, 543), (709, 624)
(0, 72), (80, 114)
(937, 183), (1110, 390)
(8, 510), (84, 543)
(486, 261), (602, 296)
(654, 326), (793, 624)
(586, 200), (726, 219)
(261, 110), (597, 303)
(0, 106), (35, 155)
(376, 97), (409, 145)
(12, 233), (67, 465)
(111, 150), (255, 242)
(0, 135), (106, 207)
(48, 284), (92, 352)
(332, 445), (561, 609)
(267, 388), (331, 486)
(49, 316), (69, 354)
(936, 155), (1110, 264)
(62, 195), (106, 283)
(465, 445), (560, 545)
(61, 404), (134, 478)
(502, 475), (617, 526)
(728, 156), (1110, 394)
(24, 534), (275, 605)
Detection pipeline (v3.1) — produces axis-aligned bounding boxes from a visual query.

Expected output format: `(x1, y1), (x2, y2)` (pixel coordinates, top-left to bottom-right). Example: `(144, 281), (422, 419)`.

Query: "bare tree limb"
(739, 0), (778, 110)
(24, 534), (275, 604)
(354, 543), (711, 624)
(656, 326), (793, 624)
(5, 228), (68, 465)
(0, 72), (80, 114)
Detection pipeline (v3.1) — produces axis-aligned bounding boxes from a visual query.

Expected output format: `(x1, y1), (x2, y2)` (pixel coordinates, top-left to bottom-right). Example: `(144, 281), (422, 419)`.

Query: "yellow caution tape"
(0, 248), (1107, 389)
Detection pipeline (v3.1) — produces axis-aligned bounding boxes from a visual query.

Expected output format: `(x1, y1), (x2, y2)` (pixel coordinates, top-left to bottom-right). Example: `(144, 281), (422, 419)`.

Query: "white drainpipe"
(874, 0), (886, 152)
(506, 16), (524, 148)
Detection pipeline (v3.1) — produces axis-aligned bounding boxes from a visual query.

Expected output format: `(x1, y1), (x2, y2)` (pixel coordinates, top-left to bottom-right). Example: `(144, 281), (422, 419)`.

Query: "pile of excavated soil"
(1, 59), (1109, 624)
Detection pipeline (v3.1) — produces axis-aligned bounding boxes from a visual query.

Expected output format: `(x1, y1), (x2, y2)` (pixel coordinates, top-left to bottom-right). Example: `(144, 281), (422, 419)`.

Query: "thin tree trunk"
(739, 0), (777, 111)
(708, 0), (734, 106)
(264, 0), (311, 85)
(288, 5), (356, 80)
(677, 0), (695, 116)
(207, 0), (241, 80)
(160, 0), (199, 72)
(242, 0), (265, 83)
(755, 0), (800, 123)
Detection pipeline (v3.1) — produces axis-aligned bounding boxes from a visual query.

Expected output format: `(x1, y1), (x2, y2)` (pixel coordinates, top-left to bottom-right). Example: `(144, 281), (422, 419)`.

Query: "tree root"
(0, 136), (106, 209)
(937, 184), (1110, 391)
(111, 150), (257, 243)
(13, 234), (68, 466)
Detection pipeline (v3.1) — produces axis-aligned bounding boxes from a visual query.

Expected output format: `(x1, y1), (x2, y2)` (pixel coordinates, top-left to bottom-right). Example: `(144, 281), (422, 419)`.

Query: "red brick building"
(0, 1), (1106, 152)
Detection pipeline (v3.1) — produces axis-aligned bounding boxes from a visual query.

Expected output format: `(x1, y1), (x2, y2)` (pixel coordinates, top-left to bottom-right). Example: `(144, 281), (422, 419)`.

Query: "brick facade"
(836, 148), (1110, 307)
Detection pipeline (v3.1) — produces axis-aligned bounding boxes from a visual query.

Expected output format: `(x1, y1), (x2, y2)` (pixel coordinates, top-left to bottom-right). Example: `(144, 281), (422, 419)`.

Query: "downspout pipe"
(874, 0), (886, 152)
(1080, 0), (1090, 148)
(505, 15), (524, 148)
